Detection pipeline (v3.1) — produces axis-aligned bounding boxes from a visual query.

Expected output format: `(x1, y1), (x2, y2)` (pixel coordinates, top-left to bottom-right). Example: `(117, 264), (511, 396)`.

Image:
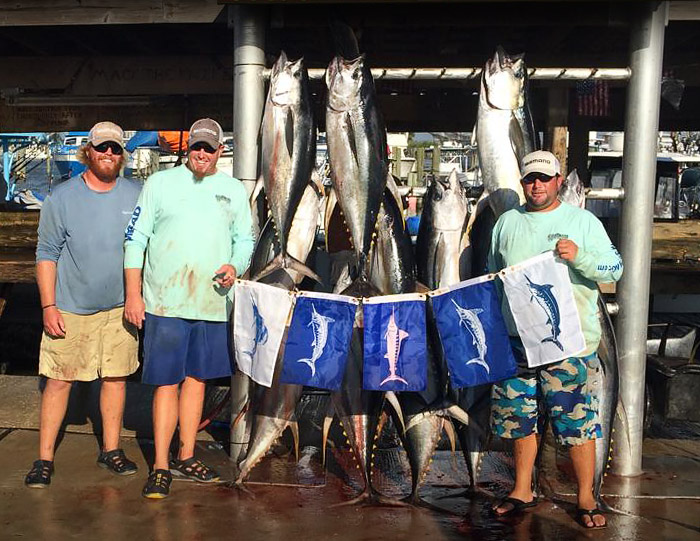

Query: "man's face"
(187, 142), (221, 178)
(87, 142), (123, 180)
(521, 173), (564, 212)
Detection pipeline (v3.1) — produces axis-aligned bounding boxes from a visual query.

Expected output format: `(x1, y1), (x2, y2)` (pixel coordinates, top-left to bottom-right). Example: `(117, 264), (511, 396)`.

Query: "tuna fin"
(287, 419), (300, 462)
(442, 419), (459, 472)
(509, 113), (525, 157)
(249, 176), (265, 206)
(285, 108), (295, 158)
(343, 114), (359, 170)
(384, 391), (405, 434)
(445, 404), (477, 433)
(322, 406), (334, 467)
(252, 253), (323, 284)
(231, 400), (250, 429)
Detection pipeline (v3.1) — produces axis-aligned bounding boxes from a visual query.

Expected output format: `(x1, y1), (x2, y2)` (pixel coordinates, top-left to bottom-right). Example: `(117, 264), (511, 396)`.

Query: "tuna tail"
(297, 358), (316, 377)
(252, 252), (323, 284)
(542, 336), (564, 351)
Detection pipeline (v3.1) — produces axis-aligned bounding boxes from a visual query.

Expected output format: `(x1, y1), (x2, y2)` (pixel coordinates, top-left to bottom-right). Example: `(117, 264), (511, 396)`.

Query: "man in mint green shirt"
(488, 151), (622, 528)
(124, 118), (254, 499)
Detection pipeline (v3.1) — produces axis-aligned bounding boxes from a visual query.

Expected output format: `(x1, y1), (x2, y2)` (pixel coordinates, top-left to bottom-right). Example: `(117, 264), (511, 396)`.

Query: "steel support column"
(230, 4), (266, 463)
(613, 1), (668, 477)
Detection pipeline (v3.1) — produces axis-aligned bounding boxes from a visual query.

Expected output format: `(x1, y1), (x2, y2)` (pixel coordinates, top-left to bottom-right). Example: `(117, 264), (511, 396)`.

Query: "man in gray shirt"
(25, 121), (142, 488)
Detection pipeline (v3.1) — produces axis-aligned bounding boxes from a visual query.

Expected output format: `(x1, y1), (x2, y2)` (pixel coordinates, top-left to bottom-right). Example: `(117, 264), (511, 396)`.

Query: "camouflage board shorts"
(491, 345), (602, 447)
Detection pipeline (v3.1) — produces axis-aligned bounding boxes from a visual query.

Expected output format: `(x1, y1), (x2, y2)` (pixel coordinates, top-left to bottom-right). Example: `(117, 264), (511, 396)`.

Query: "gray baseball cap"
(88, 121), (125, 148)
(188, 118), (224, 149)
(520, 150), (561, 179)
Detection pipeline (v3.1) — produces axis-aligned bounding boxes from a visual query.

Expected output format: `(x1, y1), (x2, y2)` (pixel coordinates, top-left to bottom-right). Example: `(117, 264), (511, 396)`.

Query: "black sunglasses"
(189, 142), (217, 154)
(92, 142), (123, 155)
(522, 173), (556, 185)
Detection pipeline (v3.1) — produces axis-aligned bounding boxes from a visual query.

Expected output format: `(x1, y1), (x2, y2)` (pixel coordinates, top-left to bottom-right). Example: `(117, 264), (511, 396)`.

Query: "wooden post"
(545, 86), (569, 176)
(415, 147), (425, 187)
(432, 144), (441, 176)
(568, 114), (592, 185)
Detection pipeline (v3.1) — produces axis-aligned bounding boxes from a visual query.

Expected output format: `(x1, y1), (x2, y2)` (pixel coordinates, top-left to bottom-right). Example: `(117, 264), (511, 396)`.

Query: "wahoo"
(451, 300), (489, 373)
(326, 55), (388, 281)
(524, 274), (563, 351)
(380, 308), (409, 387)
(297, 303), (334, 377)
(256, 52), (320, 283)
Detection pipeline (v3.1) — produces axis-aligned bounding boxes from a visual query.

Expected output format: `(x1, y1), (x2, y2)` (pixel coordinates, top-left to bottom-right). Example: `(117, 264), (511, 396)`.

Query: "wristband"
(42, 304), (56, 310)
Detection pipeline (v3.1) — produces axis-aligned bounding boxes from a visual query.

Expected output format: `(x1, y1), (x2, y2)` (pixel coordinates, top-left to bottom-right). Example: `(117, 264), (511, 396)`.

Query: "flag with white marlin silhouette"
(430, 274), (517, 388)
(363, 293), (427, 392)
(500, 251), (586, 367)
(280, 291), (358, 390)
(233, 280), (295, 388)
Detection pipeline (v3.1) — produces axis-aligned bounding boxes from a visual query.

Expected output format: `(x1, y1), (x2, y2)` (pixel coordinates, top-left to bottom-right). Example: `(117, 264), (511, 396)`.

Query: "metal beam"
(230, 3), (266, 465)
(262, 67), (632, 82)
(613, 1), (668, 478)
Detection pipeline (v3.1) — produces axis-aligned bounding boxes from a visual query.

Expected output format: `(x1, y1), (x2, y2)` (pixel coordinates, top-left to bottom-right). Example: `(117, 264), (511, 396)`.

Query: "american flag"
(576, 80), (610, 117)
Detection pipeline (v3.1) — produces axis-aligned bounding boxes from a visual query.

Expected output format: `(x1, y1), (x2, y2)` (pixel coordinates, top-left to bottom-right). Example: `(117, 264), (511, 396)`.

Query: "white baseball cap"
(520, 150), (561, 179)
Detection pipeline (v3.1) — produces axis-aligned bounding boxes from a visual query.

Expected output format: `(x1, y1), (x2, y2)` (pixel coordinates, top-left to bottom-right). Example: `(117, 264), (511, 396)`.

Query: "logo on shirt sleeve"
(125, 206), (141, 240)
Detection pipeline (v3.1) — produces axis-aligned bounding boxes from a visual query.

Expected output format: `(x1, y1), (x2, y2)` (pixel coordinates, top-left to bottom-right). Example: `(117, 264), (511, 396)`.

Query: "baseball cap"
(88, 121), (125, 148)
(520, 150), (561, 179)
(188, 118), (224, 149)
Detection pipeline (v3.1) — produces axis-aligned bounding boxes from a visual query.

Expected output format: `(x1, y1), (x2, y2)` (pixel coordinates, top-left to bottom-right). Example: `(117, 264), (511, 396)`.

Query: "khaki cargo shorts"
(39, 307), (139, 381)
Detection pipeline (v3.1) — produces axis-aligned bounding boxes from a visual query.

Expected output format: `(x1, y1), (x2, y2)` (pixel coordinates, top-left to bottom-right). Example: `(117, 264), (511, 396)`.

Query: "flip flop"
(576, 508), (607, 529)
(492, 496), (538, 517)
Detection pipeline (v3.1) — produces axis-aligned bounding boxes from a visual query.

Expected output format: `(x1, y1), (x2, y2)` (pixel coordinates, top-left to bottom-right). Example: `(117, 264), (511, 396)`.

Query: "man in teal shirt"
(124, 118), (255, 499)
(488, 151), (622, 529)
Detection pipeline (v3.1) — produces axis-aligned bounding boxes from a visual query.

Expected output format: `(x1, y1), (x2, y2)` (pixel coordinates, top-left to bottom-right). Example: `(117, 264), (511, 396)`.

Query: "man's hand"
(555, 239), (579, 262)
(214, 264), (237, 289)
(43, 306), (66, 337)
(124, 295), (146, 329)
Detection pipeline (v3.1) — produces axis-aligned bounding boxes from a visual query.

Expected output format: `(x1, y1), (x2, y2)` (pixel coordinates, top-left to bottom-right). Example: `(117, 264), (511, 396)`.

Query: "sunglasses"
(189, 142), (217, 154)
(92, 142), (123, 155)
(522, 173), (556, 185)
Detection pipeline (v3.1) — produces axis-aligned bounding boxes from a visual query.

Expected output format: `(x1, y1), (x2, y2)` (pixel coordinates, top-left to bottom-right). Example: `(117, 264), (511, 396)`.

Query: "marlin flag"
(500, 251), (586, 367)
(363, 293), (427, 392)
(280, 291), (358, 390)
(233, 280), (295, 387)
(431, 274), (517, 388)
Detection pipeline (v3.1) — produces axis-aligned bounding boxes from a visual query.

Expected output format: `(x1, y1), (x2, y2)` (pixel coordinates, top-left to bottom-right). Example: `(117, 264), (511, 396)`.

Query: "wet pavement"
(2, 425), (699, 540)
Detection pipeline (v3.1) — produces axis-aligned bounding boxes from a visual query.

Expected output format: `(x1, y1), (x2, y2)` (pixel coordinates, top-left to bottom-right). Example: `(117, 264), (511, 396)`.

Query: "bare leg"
(494, 433), (537, 515)
(153, 384), (179, 471)
(100, 377), (127, 452)
(177, 376), (205, 460)
(38, 378), (73, 461)
(570, 439), (606, 527)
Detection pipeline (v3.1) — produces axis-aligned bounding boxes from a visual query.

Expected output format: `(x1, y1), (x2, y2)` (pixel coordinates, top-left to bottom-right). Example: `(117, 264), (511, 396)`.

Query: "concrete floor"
(2, 425), (699, 541)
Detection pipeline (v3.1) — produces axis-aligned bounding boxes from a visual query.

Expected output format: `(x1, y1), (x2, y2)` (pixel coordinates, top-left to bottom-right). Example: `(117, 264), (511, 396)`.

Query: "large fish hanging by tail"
(465, 46), (537, 278)
(326, 54), (388, 284)
(256, 51), (320, 283)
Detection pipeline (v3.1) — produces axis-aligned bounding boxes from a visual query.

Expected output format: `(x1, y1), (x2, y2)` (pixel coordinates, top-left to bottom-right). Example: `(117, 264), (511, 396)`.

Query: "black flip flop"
(576, 508), (607, 529)
(492, 496), (538, 517)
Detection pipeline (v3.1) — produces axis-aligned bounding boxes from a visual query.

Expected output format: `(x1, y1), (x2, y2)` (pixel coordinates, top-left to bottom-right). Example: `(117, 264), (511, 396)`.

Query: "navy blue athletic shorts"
(141, 313), (233, 386)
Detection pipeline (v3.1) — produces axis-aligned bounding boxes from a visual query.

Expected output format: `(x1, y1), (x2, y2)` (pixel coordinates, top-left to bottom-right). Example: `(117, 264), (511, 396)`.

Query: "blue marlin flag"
(431, 274), (517, 388)
(363, 293), (427, 392)
(280, 291), (358, 391)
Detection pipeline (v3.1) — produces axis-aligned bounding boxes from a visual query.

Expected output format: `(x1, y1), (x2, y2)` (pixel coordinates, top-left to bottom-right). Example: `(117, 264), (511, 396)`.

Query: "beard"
(88, 153), (123, 181)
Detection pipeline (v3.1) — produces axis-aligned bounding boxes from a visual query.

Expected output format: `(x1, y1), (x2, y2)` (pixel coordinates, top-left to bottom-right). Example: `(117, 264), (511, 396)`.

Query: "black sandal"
(97, 448), (138, 476)
(576, 508), (607, 529)
(25, 459), (54, 488)
(170, 457), (220, 483)
(492, 496), (539, 517)
(142, 469), (172, 499)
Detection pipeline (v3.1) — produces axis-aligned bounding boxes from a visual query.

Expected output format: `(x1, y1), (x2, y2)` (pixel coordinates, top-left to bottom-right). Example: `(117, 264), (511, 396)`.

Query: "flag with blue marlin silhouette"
(280, 291), (359, 390)
(363, 293), (427, 392)
(500, 251), (586, 367)
(233, 280), (295, 387)
(430, 274), (517, 388)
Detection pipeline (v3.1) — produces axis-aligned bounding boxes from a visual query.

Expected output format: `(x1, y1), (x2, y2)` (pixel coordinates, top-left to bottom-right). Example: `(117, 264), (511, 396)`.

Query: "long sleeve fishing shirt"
(488, 202), (623, 356)
(124, 164), (255, 322)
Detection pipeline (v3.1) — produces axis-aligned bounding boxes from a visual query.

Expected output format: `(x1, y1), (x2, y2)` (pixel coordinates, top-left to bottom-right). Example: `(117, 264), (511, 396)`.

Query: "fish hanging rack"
(261, 67), (632, 81)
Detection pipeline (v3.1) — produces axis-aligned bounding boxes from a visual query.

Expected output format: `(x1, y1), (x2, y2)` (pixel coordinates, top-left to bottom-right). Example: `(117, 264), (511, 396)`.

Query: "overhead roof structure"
(1, 1), (700, 131)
